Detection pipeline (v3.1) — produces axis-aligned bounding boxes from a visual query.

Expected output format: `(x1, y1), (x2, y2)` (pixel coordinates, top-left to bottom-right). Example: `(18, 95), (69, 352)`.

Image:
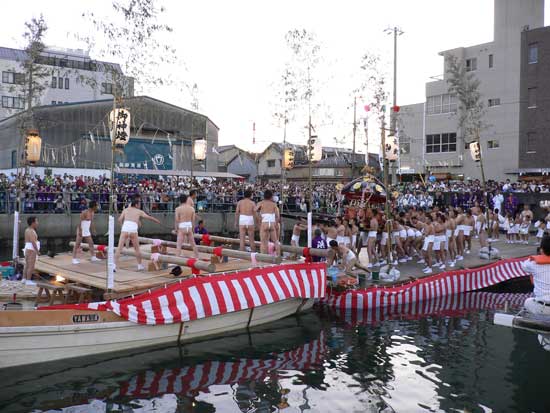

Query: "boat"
(0, 235), (327, 369)
(494, 307), (550, 334)
(0, 312), (325, 413)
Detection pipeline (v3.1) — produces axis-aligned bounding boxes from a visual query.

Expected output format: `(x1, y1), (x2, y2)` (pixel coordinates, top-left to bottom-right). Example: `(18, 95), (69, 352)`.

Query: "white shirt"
(492, 194), (504, 212)
(521, 260), (550, 299)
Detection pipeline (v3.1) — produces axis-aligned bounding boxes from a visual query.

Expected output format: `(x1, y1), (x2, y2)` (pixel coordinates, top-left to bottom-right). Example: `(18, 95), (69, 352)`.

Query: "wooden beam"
(138, 237), (282, 264)
(69, 242), (215, 272)
(192, 234), (328, 257)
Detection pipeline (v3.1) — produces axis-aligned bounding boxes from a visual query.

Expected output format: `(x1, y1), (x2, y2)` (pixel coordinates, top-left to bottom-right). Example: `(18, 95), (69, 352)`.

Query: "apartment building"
(0, 46), (133, 120)
(399, 0), (544, 181)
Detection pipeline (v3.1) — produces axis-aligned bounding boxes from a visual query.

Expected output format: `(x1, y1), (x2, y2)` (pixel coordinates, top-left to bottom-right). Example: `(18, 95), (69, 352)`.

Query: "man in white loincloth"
(235, 189), (256, 252)
(175, 194), (199, 258)
(291, 217), (307, 248)
(327, 240), (370, 273)
(72, 200), (101, 264)
(23, 216), (40, 285)
(256, 189), (280, 255)
(115, 195), (161, 271)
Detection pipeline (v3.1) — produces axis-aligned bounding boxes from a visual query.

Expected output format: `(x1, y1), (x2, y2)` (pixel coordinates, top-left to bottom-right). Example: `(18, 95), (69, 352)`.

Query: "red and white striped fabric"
(42, 263), (326, 325)
(325, 292), (531, 326)
(112, 332), (326, 399)
(322, 257), (529, 311)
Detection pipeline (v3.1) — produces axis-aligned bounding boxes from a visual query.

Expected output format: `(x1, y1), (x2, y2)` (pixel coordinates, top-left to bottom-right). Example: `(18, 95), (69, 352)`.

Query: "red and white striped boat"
(0, 263), (326, 369)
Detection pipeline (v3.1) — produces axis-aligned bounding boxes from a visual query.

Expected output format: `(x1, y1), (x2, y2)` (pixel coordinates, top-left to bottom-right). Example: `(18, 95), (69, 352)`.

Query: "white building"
(399, 0), (544, 181)
(0, 46), (133, 120)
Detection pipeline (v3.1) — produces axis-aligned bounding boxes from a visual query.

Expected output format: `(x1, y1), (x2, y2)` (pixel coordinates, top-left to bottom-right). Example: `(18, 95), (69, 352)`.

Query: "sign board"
(110, 108), (131, 145)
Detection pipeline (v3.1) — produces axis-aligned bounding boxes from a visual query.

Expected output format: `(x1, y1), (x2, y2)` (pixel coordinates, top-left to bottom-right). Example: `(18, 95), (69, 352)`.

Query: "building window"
(466, 58), (477, 72)
(487, 140), (499, 149)
(489, 54), (494, 68)
(65, 78), (69, 89)
(426, 133), (457, 153)
(11, 150), (17, 168)
(488, 98), (501, 107)
(527, 132), (536, 153)
(427, 94), (457, 115)
(267, 159), (276, 167)
(101, 82), (114, 94)
(528, 87), (537, 108)
(58, 78), (64, 89)
(528, 44), (538, 64)
(400, 141), (411, 154)
(51, 100), (56, 105)
(2, 71), (24, 84)
(1, 96), (25, 109)
(51, 76), (57, 88)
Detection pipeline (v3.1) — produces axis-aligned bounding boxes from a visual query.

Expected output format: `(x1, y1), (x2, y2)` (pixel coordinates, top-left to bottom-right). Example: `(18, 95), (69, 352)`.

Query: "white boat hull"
(0, 298), (313, 368)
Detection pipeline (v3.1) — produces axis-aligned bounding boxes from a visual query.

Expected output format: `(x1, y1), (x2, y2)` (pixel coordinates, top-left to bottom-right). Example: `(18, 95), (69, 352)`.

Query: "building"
(399, 0), (545, 181)
(226, 152), (258, 182)
(0, 96), (219, 172)
(518, 26), (550, 176)
(256, 142), (379, 183)
(0, 46), (133, 120)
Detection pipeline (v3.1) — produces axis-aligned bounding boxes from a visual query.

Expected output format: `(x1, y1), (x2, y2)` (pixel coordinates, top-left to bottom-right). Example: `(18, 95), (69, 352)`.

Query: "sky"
(1, 0), (548, 153)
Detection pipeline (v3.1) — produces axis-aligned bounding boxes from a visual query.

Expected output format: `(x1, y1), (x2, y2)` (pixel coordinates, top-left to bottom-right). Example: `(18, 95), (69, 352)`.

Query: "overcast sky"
(2, 0), (548, 153)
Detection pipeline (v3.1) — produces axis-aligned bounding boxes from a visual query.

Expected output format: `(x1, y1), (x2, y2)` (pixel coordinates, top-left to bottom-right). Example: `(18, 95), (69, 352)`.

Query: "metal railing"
(0, 191), (338, 215)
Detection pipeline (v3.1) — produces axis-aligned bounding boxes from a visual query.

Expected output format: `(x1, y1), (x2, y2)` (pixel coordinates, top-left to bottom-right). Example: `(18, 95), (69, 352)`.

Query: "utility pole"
(385, 26), (403, 185)
(352, 96), (357, 179)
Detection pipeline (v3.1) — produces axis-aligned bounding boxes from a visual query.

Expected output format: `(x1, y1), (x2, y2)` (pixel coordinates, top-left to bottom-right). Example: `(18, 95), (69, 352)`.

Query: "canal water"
(1, 293), (549, 413)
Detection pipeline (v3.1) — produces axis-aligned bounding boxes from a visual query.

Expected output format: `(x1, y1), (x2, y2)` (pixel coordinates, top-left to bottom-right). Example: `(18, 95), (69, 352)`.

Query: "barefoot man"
(114, 195), (161, 271)
(23, 216), (40, 285)
(256, 189), (280, 255)
(291, 217), (307, 247)
(72, 200), (101, 264)
(175, 194), (199, 258)
(235, 189), (256, 252)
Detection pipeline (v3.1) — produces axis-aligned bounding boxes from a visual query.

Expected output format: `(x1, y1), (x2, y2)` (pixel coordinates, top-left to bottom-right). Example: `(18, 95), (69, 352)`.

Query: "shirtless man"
(446, 209), (457, 267)
(72, 200), (101, 264)
(463, 210), (475, 253)
(256, 190), (280, 255)
(115, 195), (161, 271)
(187, 189), (197, 208)
(175, 194), (199, 258)
(367, 209), (379, 268)
(519, 204), (533, 245)
(326, 222), (338, 247)
(335, 217), (347, 246)
(291, 218), (307, 248)
(23, 216), (40, 285)
(475, 208), (489, 248)
(327, 240), (370, 273)
(235, 189), (256, 252)
(433, 214), (447, 270)
(419, 214), (435, 274)
(454, 208), (465, 261)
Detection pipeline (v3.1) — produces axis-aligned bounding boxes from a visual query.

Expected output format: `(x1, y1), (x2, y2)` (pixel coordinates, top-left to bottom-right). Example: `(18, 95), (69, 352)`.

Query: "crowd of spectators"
(0, 173), (342, 214)
(0, 172), (546, 215)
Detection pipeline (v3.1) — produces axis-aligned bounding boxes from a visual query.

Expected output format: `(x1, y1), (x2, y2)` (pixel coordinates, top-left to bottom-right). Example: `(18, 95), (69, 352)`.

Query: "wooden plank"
(32, 254), (187, 293)
(0, 309), (124, 327)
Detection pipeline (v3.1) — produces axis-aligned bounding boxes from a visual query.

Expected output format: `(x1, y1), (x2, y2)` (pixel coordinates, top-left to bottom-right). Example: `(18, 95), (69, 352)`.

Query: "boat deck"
(27, 244), (282, 296)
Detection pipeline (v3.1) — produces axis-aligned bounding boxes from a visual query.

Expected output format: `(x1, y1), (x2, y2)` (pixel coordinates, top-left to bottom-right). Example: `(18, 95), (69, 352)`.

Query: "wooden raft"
(31, 253), (185, 293)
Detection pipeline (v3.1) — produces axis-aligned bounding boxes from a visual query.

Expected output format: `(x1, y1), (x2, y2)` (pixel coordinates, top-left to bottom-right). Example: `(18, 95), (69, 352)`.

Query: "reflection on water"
(1, 293), (550, 412)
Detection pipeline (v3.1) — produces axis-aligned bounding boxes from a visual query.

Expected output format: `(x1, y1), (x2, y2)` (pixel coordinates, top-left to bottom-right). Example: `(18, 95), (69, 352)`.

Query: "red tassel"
(202, 234), (211, 246)
(97, 245), (106, 252)
(213, 246), (223, 257)
(302, 247), (312, 263)
(187, 258), (200, 275)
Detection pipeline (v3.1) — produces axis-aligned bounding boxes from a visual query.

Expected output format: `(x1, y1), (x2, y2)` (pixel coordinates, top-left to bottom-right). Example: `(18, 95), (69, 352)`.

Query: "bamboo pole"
(70, 242), (215, 272)
(191, 234), (328, 257)
(138, 237), (281, 264)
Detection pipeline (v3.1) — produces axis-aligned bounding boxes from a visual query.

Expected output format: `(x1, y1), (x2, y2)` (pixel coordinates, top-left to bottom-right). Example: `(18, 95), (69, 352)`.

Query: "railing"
(0, 191), (338, 215)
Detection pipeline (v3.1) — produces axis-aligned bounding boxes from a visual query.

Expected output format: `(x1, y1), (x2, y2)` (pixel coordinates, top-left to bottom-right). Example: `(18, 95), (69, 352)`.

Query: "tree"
(445, 54), (488, 145)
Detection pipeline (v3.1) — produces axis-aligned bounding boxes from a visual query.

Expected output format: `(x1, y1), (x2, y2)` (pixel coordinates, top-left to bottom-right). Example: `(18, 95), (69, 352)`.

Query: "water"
(1, 294), (550, 413)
